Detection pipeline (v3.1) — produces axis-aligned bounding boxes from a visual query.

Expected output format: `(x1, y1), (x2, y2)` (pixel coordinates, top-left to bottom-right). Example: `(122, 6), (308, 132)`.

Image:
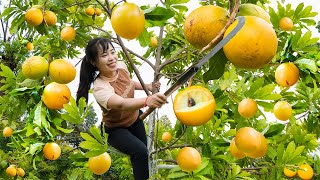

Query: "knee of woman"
(133, 145), (148, 157)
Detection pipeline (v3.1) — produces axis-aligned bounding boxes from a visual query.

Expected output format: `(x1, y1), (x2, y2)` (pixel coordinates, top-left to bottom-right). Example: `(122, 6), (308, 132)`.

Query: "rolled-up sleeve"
(93, 79), (115, 110)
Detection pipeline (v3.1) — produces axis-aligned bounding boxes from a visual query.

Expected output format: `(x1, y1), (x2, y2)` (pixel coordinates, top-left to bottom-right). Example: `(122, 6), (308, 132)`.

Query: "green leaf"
(80, 132), (99, 143)
(295, 59), (318, 73)
(203, 50), (228, 83)
(0, 7), (15, 19)
(34, 102), (46, 127)
(294, 3), (304, 19)
(79, 141), (104, 150)
(277, 144), (285, 164)
(0, 64), (16, 78)
(167, 0), (190, 5)
(194, 158), (209, 174)
(138, 28), (151, 47)
(291, 146), (305, 160)
(211, 139), (229, 147)
(245, 78), (264, 97)
(144, 7), (175, 22)
(253, 84), (276, 99)
(90, 126), (104, 144)
(283, 141), (295, 163)
(29, 143), (44, 155)
(232, 164), (241, 176)
(264, 124), (285, 137)
(84, 150), (107, 158)
(56, 126), (74, 134)
(258, 94), (282, 100)
(167, 172), (188, 179)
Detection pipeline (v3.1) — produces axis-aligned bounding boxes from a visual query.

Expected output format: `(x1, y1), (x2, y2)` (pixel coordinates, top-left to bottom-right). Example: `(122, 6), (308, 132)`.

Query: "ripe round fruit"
(111, 2), (145, 40)
(61, 26), (76, 42)
(26, 42), (34, 51)
(176, 147), (201, 172)
(86, 7), (95, 16)
(22, 56), (49, 80)
(184, 5), (229, 49)
(162, 132), (172, 143)
(279, 17), (294, 31)
(42, 82), (71, 110)
(3, 127), (13, 137)
(25, 8), (43, 26)
(88, 152), (112, 175)
(43, 142), (61, 160)
(173, 86), (216, 126)
(245, 133), (268, 158)
(238, 98), (258, 118)
(95, 8), (102, 16)
(275, 62), (299, 87)
(273, 101), (292, 121)
(150, 37), (158, 47)
(238, 3), (270, 23)
(229, 137), (246, 159)
(44, 10), (57, 26)
(297, 164), (313, 180)
(284, 167), (297, 178)
(223, 16), (278, 69)
(235, 127), (261, 153)
(49, 59), (76, 84)
(6, 165), (16, 177)
(17, 168), (25, 177)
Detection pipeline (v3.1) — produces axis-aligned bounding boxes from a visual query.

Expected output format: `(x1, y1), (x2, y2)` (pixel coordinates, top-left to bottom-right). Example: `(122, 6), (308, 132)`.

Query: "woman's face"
(96, 43), (118, 75)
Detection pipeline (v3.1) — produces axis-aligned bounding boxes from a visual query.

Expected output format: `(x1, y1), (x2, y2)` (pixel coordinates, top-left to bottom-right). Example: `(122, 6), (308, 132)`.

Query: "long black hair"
(76, 37), (114, 104)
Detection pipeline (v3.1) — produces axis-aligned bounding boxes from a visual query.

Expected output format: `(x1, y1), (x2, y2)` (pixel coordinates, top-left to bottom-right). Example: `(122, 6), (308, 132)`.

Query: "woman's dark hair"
(76, 37), (114, 104)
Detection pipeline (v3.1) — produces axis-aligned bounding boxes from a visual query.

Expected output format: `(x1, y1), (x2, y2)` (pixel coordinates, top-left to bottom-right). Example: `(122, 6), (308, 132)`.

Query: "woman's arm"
(134, 81), (160, 91)
(107, 92), (167, 111)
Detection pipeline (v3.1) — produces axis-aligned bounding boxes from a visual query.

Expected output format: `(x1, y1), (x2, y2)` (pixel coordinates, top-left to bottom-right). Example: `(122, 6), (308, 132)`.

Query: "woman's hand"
(146, 93), (167, 108)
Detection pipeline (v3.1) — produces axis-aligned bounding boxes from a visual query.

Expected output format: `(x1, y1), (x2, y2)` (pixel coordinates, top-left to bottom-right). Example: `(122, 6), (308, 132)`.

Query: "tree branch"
(59, 0), (91, 11)
(199, 0), (240, 53)
(159, 47), (186, 70)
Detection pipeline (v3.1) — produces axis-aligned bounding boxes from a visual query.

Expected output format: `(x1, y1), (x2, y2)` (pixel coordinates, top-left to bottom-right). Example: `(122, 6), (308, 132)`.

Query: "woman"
(76, 37), (167, 179)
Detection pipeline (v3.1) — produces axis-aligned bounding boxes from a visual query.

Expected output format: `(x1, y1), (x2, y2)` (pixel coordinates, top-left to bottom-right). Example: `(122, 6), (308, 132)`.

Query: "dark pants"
(104, 112), (149, 180)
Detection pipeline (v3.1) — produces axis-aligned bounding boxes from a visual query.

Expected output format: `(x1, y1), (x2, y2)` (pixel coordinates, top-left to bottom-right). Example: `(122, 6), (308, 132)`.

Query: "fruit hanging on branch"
(22, 56), (49, 80)
(183, 5), (229, 49)
(238, 98), (258, 118)
(173, 86), (216, 126)
(237, 3), (270, 23)
(49, 59), (76, 84)
(275, 62), (299, 87)
(223, 16), (278, 69)
(229, 137), (246, 159)
(111, 2), (145, 40)
(273, 100), (292, 121)
(44, 10), (57, 26)
(43, 142), (61, 160)
(25, 7), (43, 27)
(279, 17), (294, 31)
(176, 147), (201, 172)
(60, 26), (76, 42)
(42, 82), (71, 110)
(88, 152), (112, 175)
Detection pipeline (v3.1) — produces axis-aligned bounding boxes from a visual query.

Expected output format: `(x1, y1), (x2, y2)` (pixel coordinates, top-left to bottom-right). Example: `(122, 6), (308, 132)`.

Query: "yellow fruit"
(95, 8), (102, 16)
(22, 56), (49, 80)
(161, 132), (172, 143)
(43, 142), (61, 160)
(44, 10), (57, 26)
(26, 42), (34, 50)
(183, 5), (229, 49)
(238, 3), (270, 23)
(150, 37), (158, 47)
(275, 62), (299, 87)
(86, 7), (95, 16)
(49, 59), (76, 84)
(173, 86), (216, 126)
(25, 7), (43, 26)
(17, 168), (25, 177)
(229, 137), (246, 159)
(273, 101), (292, 121)
(297, 164), (314, 180)
(235, 127), (261, 153)
(223, 16), (278, 69)
(111, 2), (145, 40)
(238, 98), (258, 118)
(176, 147), (201, 172)
(61, 26), (76, 42)
(6, 165), (16, 177)
(3, 127), (13, 137)
(245, 133), (268, 158)
(279, 17), (294, 31)
(284, 167), (297, 178)
(88, 152), (112, 175)
(42, 82), (71, 110)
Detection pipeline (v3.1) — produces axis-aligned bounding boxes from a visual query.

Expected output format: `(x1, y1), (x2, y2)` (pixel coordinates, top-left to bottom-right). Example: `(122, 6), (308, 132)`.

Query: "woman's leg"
(106, 127), (149, 180)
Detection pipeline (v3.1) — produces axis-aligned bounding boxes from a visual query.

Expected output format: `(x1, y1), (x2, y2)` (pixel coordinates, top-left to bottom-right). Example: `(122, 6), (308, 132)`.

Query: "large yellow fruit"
(22, 56), (49, 80)
(42, 82), (71, 110)
(86, 7), (95, 16)
(25, 7), (43, 26)
(279, 17), (294, 31)
(245, 133), (268, 158)
(49, 59), (76, 84)
(61, 26), (76, 42)
(111, 2), (145, 40)
(223, 16), (278, 69)
(238, 3), (270, 23)
(16, 168), (25, 177)
(3, 127), (13, 137)
(95, 8), (102, 16)
(183, 5), (229, 49)
(229, 137), (246, 159)
(284, 167), (297, 178)
(297, 164), (314, 180)
(273, 101), (292, 121)
(43, 142), (61, 160)
(176, 147), (201, 172)
(6, 165), (16, 177)
(238, 98), (258, 118)
(44, 10), (57, 26)
(88, 152), (112, 175)
(275, 62), (299, 87)
(161, 132), (172, 143)
(173, 86), (216, 126)
(235, 127), (261, 153)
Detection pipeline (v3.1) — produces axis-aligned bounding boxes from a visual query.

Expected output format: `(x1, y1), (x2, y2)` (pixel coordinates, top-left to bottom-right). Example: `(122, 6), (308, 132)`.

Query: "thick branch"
(154, 26), (164, 84)
(199, 0), (240, 53)
(150, 144), (192, 155)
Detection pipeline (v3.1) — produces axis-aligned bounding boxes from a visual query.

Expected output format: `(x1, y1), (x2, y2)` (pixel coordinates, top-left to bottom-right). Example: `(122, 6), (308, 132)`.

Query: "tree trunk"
(147, 111), (157, 177)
